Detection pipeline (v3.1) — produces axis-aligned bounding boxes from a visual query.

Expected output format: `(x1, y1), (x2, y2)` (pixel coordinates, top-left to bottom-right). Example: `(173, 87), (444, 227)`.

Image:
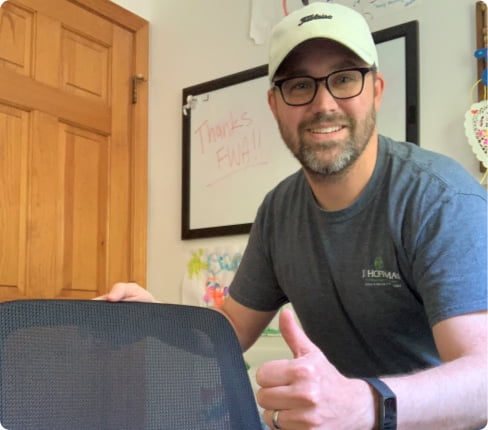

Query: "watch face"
(384, 397), (397, 415)
(383, 397), (397, 429)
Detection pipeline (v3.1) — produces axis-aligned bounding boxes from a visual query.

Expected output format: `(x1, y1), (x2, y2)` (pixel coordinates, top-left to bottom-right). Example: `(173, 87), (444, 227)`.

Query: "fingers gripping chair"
(0, 300), (262, 430)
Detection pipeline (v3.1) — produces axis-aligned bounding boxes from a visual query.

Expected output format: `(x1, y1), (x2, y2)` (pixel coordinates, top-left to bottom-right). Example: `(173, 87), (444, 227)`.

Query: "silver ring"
(272, 409), (281, 429)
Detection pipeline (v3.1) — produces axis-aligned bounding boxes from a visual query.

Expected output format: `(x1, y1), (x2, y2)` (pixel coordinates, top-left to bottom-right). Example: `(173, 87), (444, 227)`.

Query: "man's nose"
(309, 81), (339, 112)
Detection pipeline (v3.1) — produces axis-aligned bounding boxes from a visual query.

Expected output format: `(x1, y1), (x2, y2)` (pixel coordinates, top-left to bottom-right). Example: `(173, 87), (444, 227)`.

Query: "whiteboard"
(187, 74), (299, 232)
(182, 21), (418, 239)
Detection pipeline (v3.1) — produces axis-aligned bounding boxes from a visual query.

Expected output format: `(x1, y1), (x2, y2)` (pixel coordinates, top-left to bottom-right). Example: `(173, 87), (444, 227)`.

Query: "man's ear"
(267, 88), (279, 121)
(373, 72), (385, 111)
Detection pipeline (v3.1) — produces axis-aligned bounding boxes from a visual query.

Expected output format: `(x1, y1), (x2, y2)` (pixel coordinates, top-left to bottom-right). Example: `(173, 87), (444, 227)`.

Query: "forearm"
(382, 354), (487, 430)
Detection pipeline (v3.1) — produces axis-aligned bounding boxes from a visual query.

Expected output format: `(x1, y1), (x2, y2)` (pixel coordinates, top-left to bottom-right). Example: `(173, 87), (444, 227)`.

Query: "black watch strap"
(361, 377), (397, 430)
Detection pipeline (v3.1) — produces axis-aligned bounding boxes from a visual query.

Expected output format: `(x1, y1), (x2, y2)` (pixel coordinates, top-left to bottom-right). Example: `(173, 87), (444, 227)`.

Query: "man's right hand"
(94, 282), (159, 303)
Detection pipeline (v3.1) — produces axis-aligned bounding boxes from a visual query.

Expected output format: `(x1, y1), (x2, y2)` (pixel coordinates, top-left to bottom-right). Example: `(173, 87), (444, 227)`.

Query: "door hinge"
(132, 74), (147, 104)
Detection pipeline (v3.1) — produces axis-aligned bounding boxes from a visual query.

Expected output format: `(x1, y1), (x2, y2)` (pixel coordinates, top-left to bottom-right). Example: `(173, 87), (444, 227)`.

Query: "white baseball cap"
(268, 2), (379, 81)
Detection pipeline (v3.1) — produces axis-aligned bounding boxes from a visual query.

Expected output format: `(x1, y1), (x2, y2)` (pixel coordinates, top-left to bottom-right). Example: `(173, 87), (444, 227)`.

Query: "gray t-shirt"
(229, 136), (487, 377)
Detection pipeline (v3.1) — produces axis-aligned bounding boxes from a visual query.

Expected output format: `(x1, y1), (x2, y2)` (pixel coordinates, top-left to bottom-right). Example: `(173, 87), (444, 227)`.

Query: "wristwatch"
(361, 377), (397, 430)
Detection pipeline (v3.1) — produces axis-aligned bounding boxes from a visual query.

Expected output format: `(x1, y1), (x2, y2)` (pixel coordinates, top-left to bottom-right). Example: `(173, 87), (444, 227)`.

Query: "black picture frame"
(373, 21), (419, 145)
(181, 21), (419, 240)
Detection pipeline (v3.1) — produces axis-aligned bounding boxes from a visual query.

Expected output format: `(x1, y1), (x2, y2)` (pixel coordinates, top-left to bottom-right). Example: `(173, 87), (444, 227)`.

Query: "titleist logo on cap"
(298, 13), (333, 26)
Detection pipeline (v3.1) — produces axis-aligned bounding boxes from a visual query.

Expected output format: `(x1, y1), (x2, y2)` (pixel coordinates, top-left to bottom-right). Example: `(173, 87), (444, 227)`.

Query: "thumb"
(279, 308), (320, 358)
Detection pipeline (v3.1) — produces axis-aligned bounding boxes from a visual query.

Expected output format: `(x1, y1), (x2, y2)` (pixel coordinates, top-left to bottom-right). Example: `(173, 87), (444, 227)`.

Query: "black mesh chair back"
(0, 300), (262, 430)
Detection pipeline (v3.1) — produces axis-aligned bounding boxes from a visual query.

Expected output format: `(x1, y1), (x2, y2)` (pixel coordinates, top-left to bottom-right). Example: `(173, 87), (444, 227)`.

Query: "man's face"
(268, 39), (384, 177)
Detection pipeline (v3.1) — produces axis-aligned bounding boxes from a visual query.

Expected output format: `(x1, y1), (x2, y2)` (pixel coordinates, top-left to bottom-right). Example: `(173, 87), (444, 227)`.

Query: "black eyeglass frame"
(273, 66), (376, 106)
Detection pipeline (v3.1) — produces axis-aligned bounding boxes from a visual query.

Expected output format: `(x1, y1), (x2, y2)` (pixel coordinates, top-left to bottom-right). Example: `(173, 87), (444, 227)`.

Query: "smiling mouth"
(308, 125), (344, 134)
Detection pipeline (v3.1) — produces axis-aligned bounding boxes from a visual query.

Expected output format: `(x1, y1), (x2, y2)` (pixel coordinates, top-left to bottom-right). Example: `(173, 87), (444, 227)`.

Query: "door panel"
(0, 0), (148, 300)
(0, 2), (33, 75)
(0, 104), (28, 299)
(59, 125), (108, 298)
(61, 28), (111, 102)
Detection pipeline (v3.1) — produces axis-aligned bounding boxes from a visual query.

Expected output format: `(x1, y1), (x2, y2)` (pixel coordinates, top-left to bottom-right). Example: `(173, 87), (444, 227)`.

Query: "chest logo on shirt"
(361, 257), (402, 288)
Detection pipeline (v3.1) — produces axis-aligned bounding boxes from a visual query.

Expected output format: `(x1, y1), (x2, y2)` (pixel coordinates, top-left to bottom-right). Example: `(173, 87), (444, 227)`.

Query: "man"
(100, 3), (487, 429)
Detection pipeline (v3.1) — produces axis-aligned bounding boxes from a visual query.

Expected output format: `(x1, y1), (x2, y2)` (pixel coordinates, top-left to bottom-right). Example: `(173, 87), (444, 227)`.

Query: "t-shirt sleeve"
(229, 204), (289, 311)
(412, 192), (487, 327)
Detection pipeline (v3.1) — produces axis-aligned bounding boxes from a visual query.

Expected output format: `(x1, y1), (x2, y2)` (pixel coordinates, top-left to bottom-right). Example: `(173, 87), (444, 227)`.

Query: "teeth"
(311, 125), (342, 134)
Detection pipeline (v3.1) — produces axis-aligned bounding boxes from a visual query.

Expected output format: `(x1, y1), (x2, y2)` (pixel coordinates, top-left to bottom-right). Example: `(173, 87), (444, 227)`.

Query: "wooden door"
(0, 0), (148, 299)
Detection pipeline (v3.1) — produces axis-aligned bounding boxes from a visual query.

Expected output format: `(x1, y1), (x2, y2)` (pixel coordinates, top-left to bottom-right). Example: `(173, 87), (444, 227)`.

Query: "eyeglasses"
(273, 67), (375, 106)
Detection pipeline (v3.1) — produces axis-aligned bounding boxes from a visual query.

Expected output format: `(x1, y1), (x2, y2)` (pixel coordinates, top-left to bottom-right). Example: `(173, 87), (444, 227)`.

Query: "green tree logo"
(374, 257), (384, 270)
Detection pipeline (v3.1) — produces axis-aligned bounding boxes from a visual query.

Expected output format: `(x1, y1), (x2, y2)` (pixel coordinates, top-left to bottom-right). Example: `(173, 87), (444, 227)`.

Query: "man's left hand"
(256, 309), (375, 430)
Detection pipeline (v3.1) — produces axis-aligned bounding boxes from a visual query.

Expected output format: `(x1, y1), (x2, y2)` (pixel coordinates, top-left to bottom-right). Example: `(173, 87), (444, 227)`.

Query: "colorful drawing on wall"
(181, 245), (282, 336)
(184, 247), (242, 308)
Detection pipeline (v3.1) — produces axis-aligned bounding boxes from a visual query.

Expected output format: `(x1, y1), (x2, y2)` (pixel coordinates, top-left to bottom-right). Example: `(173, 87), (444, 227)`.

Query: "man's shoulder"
(263, 168), (305, 203)
(379, 136), (485, 200)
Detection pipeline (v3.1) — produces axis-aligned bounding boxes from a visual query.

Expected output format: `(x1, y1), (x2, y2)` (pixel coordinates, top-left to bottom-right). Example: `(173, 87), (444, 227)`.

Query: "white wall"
(111, 0), (482, 303)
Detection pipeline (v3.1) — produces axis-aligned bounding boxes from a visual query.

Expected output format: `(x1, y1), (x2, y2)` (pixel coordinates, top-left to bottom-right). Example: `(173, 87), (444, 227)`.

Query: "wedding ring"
(272, 409), (281, 429)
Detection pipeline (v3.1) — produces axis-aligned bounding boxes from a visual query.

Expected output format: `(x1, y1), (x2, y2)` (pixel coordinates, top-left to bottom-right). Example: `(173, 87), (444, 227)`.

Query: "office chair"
(0, 300), (262, 430)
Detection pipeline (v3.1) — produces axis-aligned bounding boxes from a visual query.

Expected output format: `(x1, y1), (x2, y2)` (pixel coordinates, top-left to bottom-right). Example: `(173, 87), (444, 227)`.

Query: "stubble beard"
(279, 106), (377, 177)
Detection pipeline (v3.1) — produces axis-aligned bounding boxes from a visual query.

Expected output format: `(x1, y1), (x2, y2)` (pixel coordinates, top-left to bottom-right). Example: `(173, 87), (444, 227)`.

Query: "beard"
(278, 105), (376, 177)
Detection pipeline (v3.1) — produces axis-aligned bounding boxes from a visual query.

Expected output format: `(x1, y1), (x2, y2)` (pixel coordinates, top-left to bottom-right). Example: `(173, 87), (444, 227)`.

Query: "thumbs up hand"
(256, 309), (375, 429)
